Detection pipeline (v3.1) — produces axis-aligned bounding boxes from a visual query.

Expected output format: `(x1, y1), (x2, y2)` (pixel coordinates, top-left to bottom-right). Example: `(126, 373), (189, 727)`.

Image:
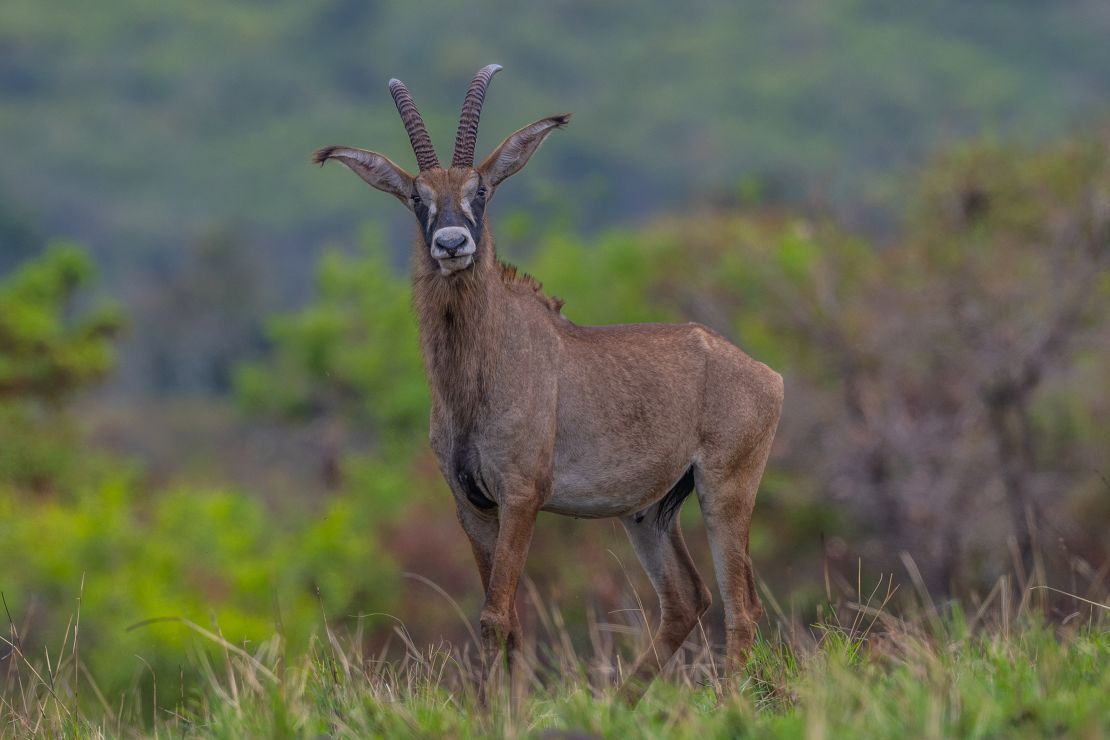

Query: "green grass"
(4, 574), (1108, 739)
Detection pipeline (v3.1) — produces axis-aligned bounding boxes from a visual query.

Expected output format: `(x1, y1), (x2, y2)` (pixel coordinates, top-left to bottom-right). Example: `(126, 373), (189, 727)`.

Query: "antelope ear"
(313, 146), (415, 208)
(477, 114), (571, 189)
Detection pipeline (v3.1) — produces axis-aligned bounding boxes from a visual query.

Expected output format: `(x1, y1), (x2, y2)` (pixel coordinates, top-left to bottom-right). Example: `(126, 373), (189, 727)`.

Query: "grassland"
(4, 571), (1107, 739)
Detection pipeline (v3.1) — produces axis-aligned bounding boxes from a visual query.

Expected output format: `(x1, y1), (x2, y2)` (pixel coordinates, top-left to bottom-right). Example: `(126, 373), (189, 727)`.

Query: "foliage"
(0, 243), (121, 492)
(0, 476), (400, 706)
(236, 232), (427, 455)
(0, 243), (120, 403)
(0, 244), (402, 706)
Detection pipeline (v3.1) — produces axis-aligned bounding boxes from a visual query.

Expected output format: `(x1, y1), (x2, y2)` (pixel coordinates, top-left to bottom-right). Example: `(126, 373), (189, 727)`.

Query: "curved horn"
(452, 64), (502, 168)
(388, 78), (440, 171)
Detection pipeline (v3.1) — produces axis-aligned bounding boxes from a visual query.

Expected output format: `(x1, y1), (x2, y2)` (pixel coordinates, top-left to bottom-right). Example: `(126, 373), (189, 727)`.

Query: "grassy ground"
(3, 574), (1108, 739)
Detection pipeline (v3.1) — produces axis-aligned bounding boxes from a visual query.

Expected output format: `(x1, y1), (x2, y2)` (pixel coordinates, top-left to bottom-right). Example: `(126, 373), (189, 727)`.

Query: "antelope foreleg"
(478, 499), (539, 698)
(456, 503), (523, 696)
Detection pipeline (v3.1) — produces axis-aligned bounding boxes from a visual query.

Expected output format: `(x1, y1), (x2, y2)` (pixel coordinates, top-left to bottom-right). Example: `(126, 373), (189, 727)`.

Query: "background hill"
(4, 0), (1109, 263)
(4, 0), (1109, 393)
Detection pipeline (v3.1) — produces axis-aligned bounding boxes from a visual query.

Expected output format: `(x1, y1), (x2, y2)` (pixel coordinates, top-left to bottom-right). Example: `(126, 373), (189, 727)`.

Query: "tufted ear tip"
(312, 146), (338, 166)
(479, 114), (571, 187)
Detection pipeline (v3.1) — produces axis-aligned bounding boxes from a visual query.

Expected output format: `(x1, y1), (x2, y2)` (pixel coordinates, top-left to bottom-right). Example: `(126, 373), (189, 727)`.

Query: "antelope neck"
(413, 242), (504, 417)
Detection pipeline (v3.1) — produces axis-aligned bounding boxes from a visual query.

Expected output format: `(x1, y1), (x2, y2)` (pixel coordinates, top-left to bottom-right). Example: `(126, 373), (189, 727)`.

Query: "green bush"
(236, 233), (428, 455)
(0, 477), (400, 705)
(0, 243), (122, 492)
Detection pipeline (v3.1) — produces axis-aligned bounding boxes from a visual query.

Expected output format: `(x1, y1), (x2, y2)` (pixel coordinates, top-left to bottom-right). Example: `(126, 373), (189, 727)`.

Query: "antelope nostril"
(435, 232), (467, 251)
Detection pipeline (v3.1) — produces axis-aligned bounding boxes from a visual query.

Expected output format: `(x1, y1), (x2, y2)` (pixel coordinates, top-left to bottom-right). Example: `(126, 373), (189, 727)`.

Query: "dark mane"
(499, 262), (565, 313)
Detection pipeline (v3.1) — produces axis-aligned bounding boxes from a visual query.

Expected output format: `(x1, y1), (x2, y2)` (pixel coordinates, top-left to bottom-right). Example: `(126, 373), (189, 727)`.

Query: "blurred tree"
(235, 230), (427, 488)
(905, 135), (1110, 581)
(659, 133), (1110, 592)
(0, 243), (122, 492)
(0, 243), (120, 401)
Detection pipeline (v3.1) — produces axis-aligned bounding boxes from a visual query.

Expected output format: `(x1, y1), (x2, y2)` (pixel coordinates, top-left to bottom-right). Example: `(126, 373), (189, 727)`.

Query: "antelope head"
(315, 65), (570, 276)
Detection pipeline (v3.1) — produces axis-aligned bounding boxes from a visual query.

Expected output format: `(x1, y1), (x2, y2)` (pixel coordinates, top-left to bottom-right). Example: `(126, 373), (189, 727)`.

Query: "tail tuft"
(655, 466), (695, 530)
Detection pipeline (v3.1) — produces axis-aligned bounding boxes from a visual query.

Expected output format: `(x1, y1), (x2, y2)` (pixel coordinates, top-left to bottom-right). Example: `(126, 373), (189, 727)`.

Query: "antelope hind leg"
(695, 434), (774, 680)
(617, 508), (712, 706)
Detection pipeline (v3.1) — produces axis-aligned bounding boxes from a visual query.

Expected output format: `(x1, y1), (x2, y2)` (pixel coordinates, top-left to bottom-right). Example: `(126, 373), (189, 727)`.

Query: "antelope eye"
(411, 192), (422, 204)
(476, 186), (487, 199)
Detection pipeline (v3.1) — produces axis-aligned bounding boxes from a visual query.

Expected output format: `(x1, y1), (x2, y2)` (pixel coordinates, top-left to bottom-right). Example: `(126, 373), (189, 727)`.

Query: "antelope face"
(412, 169), (488, 275)
(314, 64), (570, 278)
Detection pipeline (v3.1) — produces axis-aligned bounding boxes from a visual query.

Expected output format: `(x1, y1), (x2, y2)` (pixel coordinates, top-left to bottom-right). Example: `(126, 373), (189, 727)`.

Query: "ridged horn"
(388, 78), (440, 171)
(452, 64), (503, 168)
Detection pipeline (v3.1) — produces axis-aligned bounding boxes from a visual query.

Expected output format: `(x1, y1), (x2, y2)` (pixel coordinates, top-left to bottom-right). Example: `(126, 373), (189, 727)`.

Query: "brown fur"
(314, 68), (784, 706)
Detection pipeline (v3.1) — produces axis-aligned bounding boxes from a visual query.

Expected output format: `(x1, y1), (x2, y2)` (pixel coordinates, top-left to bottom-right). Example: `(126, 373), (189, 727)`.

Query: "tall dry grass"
(3, 547), (1108, 738)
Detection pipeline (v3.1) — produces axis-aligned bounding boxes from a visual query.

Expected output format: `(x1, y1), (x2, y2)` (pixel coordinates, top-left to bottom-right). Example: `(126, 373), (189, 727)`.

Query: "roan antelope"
(314, 65), (784, 704)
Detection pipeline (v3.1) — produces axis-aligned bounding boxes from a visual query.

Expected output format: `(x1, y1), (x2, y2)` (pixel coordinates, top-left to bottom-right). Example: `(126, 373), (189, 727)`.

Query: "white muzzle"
(430, 226), (476, 274)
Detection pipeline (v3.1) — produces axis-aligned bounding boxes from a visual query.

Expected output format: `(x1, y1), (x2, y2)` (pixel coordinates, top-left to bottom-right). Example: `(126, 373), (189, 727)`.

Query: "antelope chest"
(429, 388), (557, 511)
